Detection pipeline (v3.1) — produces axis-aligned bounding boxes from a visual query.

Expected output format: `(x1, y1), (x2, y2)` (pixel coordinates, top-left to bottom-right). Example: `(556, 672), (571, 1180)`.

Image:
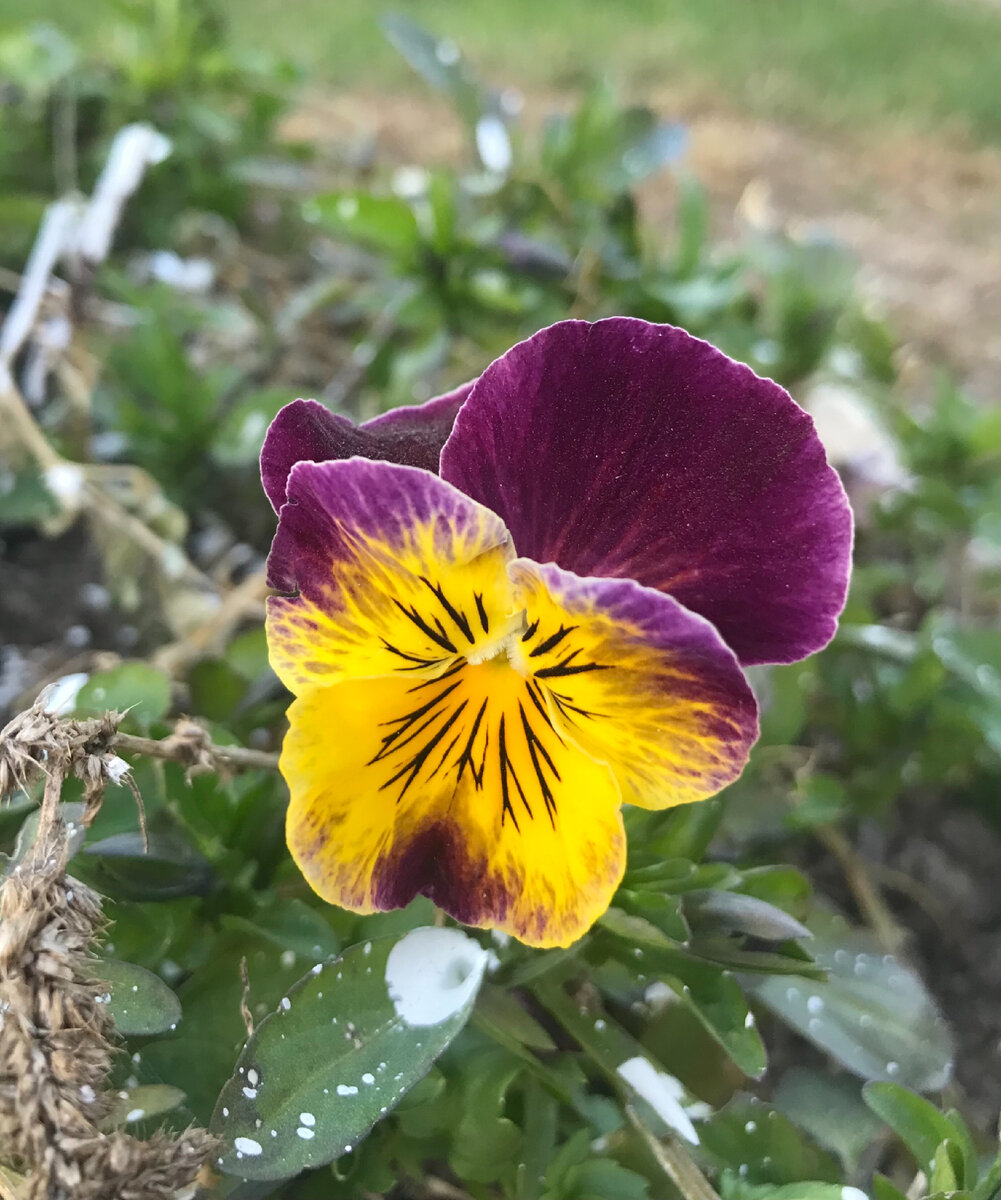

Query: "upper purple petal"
(260, 381), (474, 512)
(439, 318), (852, 666)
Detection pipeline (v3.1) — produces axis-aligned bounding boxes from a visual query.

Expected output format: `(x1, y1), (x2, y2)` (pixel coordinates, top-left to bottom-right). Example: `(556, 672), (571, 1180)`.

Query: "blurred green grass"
(5, 0), (998, 142)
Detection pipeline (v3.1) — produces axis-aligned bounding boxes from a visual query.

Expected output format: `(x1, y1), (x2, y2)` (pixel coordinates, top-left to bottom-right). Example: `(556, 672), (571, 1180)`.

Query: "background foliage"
(1, 2), (998, 1198)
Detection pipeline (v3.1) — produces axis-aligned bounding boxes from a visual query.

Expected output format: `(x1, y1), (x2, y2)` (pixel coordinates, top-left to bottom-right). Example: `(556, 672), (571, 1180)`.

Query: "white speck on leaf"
(807, 995), (824, 1014)
(296, 1127), (315, 1140)
(280, 950), (296, 969)
(279, 997), (291, 1012)
(125, 1108), (145, 1123)
(336, 1084), (358, 1097)
(617, 1056), (699, 1145)
(361, 1072), (375, 1085)
(842, 1189), (869, 1200)
(242, 1087), (257, 1100)
(299, 1112), (315, 1126)
(247, 1069), (259, 1086)
(385, 927), (487, 1027)
(233, 1137), (262, 1157)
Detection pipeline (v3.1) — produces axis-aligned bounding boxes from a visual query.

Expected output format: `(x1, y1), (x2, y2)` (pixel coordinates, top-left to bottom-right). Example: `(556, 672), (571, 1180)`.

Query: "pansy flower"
(262, 318), (852, 948)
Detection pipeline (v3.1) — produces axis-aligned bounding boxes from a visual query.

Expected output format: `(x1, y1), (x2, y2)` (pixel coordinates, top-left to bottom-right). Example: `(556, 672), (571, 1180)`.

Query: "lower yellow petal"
(283, 659), (625, 948)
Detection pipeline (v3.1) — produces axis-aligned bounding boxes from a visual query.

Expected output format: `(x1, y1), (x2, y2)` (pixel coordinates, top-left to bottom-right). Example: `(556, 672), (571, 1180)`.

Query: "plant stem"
(625, 1104), (721, 1200)
(113, 730), (280, 774)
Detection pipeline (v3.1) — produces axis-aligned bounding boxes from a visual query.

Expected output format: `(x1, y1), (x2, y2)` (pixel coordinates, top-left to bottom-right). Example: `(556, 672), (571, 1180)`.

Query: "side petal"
(440, 318), (852, 666)
(509, 559), (759, 810)
(261, 381), (473, 511)
(267, 458), (514, 693)
(283, 666), (625, 948)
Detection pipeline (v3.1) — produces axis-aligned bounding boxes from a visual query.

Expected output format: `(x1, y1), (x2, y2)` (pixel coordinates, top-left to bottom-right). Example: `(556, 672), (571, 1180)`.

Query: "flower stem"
(625, 1104), (721, 1200)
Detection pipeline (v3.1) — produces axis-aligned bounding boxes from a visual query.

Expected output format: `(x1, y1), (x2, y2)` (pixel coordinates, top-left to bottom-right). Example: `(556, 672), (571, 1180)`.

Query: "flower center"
(464, 613), (527, 670)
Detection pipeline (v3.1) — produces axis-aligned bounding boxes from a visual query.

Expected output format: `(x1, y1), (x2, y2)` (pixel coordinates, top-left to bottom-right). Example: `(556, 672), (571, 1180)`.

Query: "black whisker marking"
(526, 679), (563, 742)
(380, 700), (469, 801)
(406, 660), (465, 692)
(519, 700), (559, 827)
(497, 714), (522, 830)
(550, 688), (605, 721)
(392, 598), (458, 653)
(420, 576), (475, 645)
(455, 698), (489, 788)
(521, 619), (539, 643)
(474, 592), (490, 633)
(535, 657), (610, 679)
(529, 624), (577, 657)
(381, 638), (447, 671)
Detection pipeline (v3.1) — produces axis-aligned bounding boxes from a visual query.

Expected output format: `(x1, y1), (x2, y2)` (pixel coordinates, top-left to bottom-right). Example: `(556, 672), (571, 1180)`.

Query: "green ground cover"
(3, 0), (998, 141)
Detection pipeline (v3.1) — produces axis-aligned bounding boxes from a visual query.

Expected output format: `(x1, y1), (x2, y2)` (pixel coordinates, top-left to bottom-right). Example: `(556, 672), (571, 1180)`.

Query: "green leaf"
(675, 968), (768, 1079)
(0, 465), (59, 527)
(740, 1187), (865, 1200)
(307, 191), (420, 259)
(221, 900), (340, 962)
(474, 983), (556, 1051)
(673, 173), (709, 277)
(929, 1138), (962, 1192)
(681, 889), (812, 941)
(97, 958), (182, 1036)
(449, 1049), (523, 1183)
(532, 979), (701, 1145)
(773, 1068), (882, 1171)
(752, 918), (953, 1091)
(872, 1175), (910, 1200)
(75, 664), (171, 724)
(101, 1084), (186, 1129)
(598, 905), (680, 951)
(863, 1082), (962, 1177)
(699, 1094), (840, 1185)
(211, 389), (290, 468)
(380, 14), (486, 130)
(3, 802), (87, 876)
(517, 1080), (559, 1200)
(211, 927), (488, 1181)
(79, 831), (215, 901)
(567, 1157), (651, 1200)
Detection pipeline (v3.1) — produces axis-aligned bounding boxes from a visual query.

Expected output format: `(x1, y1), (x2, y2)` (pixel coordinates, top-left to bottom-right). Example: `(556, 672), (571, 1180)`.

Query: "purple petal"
(441, 318), (852, 665)
(260, 381), (473, 512)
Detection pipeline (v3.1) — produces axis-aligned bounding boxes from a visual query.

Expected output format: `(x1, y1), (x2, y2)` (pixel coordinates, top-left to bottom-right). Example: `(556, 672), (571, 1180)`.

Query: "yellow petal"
(283, 658), (625, 949)
(267, 460), (517, 694)
(509, 560), (759, 810)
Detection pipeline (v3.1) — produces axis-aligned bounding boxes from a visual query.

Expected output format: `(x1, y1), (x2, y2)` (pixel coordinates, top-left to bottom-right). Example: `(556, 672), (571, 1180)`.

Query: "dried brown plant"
(0, 700), (217, 1200)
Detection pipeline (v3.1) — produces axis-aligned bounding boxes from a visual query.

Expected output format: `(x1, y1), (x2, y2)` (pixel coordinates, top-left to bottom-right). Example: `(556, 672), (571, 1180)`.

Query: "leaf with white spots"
(100, 1085), (186, 1130)
(698, 1094), (840, 1187)
(749, 915), (953, 1092)
(97, 957), (182, 1036)
(211, 927), (488, 1181)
